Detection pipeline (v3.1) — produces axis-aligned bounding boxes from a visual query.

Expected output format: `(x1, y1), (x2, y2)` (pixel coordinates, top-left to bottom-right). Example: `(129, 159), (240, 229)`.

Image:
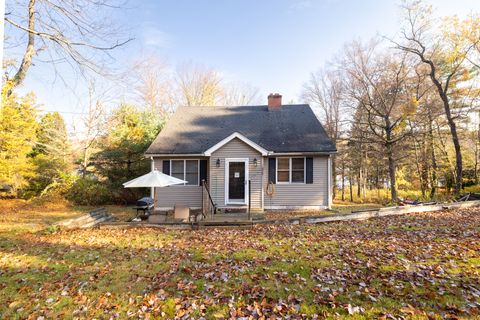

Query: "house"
(145, 93), (336, 212)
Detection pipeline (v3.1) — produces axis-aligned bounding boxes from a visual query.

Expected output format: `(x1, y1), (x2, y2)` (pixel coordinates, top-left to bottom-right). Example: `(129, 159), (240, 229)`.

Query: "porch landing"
(143, 211), (264, 225)
(196, 216), (253, 229)
(194, 213), (263, 227)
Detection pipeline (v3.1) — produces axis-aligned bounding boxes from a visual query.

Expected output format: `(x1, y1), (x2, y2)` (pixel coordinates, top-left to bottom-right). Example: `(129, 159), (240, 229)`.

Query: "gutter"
(145, 153), (205, 158)
(267, 151), (337, 156)
(145, 151), (337, 158)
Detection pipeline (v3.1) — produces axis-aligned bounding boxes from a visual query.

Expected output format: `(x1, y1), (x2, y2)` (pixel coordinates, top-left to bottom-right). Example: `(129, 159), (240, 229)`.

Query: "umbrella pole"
(153, 187), (156, 214)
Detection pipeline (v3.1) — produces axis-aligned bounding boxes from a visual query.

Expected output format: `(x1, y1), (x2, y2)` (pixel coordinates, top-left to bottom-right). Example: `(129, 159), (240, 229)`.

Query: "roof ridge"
(176, 104), (309, 109)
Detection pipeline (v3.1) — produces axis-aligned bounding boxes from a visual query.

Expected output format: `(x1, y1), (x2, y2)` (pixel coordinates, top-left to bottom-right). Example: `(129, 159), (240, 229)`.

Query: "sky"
(11, 0), (480, 131)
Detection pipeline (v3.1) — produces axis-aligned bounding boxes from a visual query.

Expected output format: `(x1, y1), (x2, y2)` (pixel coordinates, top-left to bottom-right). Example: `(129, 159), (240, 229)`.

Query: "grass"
(0, 199), (479, 319)
(264, 202), (383, 220)
(334, 187), (463, 205)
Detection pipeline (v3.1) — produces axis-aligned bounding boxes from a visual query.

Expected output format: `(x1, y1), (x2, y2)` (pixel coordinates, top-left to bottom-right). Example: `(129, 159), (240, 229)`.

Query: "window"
(276, 157), (305, 184)
(171, 160), (184, 181)
(170, 160), (199, 185)
(291, 158), (305, 183)
(185, 160), (198, 185)
(277, 158), (290, 183)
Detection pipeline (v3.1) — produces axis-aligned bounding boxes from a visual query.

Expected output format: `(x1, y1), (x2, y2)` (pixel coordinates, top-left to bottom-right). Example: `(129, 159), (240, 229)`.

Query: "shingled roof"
(145, 104), (336, 155)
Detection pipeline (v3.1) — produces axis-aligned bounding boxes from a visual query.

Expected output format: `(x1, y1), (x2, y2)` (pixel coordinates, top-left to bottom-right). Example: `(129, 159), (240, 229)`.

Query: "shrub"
(66, 178), (110, 205)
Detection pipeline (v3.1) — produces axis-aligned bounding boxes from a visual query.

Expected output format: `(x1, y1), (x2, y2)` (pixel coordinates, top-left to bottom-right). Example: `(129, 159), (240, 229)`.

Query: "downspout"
(150, 157), (154, 199)
(261, 157), (265, 211)
(327, 155), (332, 209)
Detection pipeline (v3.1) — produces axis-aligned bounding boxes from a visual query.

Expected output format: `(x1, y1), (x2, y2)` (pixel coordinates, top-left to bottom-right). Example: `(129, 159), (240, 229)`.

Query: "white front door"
(225, 158), (249, 205)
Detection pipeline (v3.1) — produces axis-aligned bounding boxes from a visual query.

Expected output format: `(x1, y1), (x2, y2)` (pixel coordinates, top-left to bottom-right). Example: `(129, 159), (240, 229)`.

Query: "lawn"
(0, 200), (479, 319)
(264, 203), (383, 220)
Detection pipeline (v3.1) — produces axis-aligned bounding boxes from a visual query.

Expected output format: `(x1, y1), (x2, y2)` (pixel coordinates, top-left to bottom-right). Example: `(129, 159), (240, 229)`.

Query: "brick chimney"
(267, 93), (282, 110)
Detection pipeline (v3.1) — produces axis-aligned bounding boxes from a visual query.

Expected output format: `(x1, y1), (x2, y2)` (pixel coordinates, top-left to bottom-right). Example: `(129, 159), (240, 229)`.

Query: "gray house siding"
(263, 156), (329, 209)
(152, 157), (204, 209)
(150, 151), (331, 211)
(209, 138), (263, 210)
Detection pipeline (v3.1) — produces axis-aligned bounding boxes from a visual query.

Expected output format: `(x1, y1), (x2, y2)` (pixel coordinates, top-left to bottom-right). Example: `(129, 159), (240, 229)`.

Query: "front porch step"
(223, 208), (248, 213)
(216, 213), (264, 219)
(195, 220), (253, 229)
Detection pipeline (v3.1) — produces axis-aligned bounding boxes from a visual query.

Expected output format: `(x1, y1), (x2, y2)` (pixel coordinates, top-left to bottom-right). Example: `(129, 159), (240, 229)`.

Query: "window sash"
(291, 158), (305, 183)
(185, 160), (199, 185)
(276, 157), (305, 184)
(171, 160), (185, 181)
(277, 158), (289, 182)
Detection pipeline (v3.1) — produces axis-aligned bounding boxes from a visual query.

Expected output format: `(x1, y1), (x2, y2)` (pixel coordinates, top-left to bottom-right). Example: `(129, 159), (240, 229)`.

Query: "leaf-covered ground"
(0, 201), (479, 319)
(264, 204), (382, 220)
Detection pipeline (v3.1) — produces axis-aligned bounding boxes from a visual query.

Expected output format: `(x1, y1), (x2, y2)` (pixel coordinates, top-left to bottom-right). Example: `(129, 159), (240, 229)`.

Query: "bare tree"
(132, 56), (175, 116)
(4, 0), (132, 92)
(343, 40), (414, 202)
(393, 1), (479, 194)
(220, 82), (260, 106)
(175, 63), (224, 106)
(173, 62), (260, 107)
(74, 82), (107, 178)
(302, 67), (345, 198)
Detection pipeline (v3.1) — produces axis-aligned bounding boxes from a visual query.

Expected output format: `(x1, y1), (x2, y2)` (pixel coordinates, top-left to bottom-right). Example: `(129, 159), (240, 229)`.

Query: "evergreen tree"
(29, 112), (72, 195)
(0, 82), (38, 195)
(92, 104), (163, 203)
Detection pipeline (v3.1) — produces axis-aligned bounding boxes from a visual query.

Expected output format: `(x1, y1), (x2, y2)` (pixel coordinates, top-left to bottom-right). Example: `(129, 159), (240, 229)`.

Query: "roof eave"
(144, 153), (205, 158)
(145, 150), (338, 158)
(268, 151), (337, 156)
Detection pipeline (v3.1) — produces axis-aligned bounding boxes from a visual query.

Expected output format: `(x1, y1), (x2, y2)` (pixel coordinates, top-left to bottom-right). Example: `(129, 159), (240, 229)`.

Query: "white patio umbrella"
(123, 169), (187, 209)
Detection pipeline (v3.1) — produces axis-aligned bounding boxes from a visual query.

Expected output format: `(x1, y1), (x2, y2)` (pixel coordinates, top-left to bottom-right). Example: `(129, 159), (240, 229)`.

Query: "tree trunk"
(475, 110), (480, 184)
(413, 138), (425, 198)
(427, 64), (463, 194)
(349, 175), (353, 202)
(11, 0), (36, 91)
(357, 169), (361, 199)
(421, 137), (430, 198)
(356, 145), (363, 200)
(428, 114), (438, 198)
(446, 111), (463, 194)
(385, 134), (397, 202)
(384, 119), (398, 202)
(341, 162), (345, 201)
(387, 150), (397, 202)
(127, 158), (132, 177)
(362, 152), (367, 199)
(82, 147), (88, 179)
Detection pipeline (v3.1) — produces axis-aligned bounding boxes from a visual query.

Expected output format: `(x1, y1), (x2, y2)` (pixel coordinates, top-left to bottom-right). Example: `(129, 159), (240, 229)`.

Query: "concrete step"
(62, 212), (109, 227)
(80, 215), (114, 228)
(56, 208), (113, 229)
(58, 210), (107, 226)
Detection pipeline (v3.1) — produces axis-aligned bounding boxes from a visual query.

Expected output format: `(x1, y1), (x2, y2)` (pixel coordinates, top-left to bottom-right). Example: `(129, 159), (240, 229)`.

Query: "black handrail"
(202, 180), (216, 216)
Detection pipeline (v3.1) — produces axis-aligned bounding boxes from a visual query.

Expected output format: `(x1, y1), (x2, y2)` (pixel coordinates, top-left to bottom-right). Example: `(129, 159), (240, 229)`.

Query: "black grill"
(137, 197), (154, 207)
(133, 197), (154, 218)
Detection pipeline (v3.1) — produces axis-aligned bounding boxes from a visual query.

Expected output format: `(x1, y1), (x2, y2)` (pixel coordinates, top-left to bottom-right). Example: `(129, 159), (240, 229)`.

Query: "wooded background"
(1, 1), (479, 205)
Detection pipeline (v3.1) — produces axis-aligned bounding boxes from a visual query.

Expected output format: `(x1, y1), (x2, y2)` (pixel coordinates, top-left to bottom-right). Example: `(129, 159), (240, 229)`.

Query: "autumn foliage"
(0, 201), (478, 318)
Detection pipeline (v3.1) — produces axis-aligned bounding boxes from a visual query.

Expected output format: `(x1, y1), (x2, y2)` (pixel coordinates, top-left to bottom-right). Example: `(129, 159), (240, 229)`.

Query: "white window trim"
(224, 158), (249, 205)
(275, 157), (306, 184)
(169, 159), (200, 186)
